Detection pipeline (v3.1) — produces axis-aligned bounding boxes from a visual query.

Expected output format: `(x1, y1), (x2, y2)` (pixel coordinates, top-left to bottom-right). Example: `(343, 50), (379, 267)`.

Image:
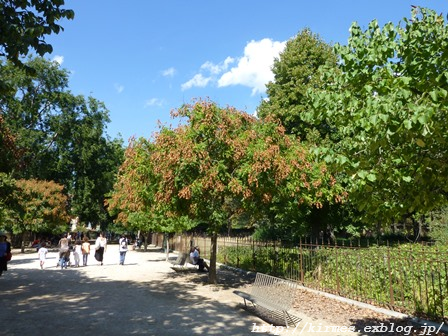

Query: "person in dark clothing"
(0, 232), (12, 276)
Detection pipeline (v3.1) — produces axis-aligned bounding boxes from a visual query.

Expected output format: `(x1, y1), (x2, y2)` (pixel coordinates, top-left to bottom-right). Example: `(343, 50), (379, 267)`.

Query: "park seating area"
(170, 252), (199, 272)
(233, 272), (299, 327)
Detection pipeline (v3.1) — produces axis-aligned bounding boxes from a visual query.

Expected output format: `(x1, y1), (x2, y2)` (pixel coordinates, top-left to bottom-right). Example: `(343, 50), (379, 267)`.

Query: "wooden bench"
(233, 272), (298, 327)
(170, 253), (198, 272)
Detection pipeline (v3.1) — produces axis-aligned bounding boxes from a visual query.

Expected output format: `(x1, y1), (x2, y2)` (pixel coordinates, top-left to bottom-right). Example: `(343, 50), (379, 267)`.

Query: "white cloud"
(181, 74), (212, 91)
(114, 83), (124, 93)
(52, 55), (64, 65)
(144, 98), (164, 107)
(200, 57), (234, 75)
(162, 67), (176, 77)
(181, 39), (285, 94)
(218, 38), (286, 95)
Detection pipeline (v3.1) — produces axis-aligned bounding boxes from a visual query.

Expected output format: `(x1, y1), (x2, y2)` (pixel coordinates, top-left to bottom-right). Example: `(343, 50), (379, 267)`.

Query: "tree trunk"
(209, 231), (218, 285)
(144, 232), (150, 251)
(165, 233), (170, 262)
(413, 216), (423, 242)
(21, 231), (26, 253)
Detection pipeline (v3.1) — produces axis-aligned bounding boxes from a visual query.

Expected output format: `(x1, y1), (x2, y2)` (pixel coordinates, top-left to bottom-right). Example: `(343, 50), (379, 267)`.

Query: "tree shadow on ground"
(1, 257), (261, 336)
(168, 265), (255, 290)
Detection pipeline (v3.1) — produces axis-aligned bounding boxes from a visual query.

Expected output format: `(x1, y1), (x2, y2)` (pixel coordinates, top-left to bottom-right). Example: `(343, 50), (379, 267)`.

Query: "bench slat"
(249, 273), (297, 311)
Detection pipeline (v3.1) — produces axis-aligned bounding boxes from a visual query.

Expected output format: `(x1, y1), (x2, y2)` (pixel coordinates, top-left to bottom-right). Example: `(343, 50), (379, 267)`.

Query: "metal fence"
(150, 233), (447, 322)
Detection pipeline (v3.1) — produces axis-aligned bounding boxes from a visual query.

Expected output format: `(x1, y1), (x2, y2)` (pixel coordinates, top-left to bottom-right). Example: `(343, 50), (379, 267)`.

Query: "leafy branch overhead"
(305, 7), (448, 223)
(0, 0), (74, 65)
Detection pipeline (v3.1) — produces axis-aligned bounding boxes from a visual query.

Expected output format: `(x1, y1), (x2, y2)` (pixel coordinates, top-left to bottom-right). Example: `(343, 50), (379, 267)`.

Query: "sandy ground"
(0, 245), (379, 336)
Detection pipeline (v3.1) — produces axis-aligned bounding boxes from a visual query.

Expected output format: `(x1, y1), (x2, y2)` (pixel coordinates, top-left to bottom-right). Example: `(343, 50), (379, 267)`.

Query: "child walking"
(38, 242), (48, 269)
(81, 236), (91, 266)
(73, 240), (82, 267)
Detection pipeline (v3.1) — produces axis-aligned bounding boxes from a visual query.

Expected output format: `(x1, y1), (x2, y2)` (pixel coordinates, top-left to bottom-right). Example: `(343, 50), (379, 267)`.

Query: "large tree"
(10, 178), (69, 251)
(257, 28), (338, 138)
(149, 99), (343, 283)
(1, 57), (124, 228)
(305, 7), (448, 225)
(256, 29), (358, 239)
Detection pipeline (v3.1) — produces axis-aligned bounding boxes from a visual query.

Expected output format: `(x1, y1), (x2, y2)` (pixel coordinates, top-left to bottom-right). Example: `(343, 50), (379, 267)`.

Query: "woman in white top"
(94, 232), (107, 266)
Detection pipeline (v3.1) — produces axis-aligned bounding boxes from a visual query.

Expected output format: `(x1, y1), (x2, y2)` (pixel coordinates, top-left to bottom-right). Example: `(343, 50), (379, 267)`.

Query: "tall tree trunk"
(209, 231), (218, 285)
(165, 233), (170, 262)
(21, 231), (26, 253)
(144, 231), (150, 251)
(413, 216), (422, 242)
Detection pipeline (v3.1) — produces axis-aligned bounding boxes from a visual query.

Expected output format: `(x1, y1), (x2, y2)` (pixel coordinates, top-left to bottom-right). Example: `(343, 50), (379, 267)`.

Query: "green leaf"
(402, 176), (412, 182)
(357, 170), (368, 179)
(429, 91), (438, 102)
(337, 155), (349, 165)
(403, 120), (412, 129)
(415, 139), (425, 147)
(417, 114), (428, 125)
(367, 173), (377, 182)
(379, 114), (389, 123)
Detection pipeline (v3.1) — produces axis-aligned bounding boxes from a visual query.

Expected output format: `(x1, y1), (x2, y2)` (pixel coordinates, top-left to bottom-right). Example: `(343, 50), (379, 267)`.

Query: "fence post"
(335, 240), (340, 294)
(236, 236), (240, 269)
(252, 238), (255, 271)
(223, 236), (226, 265)
(387, 246), (395, 307)
(273, 240), (277, 276)
(299, 238), (304, 284)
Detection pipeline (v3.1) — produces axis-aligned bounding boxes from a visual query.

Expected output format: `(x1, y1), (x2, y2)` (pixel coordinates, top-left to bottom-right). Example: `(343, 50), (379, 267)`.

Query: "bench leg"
(283, 311), (296, 328)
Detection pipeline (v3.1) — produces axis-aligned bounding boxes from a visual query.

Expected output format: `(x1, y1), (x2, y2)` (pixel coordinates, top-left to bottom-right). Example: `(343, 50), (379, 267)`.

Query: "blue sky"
(46, 0), (447, 143)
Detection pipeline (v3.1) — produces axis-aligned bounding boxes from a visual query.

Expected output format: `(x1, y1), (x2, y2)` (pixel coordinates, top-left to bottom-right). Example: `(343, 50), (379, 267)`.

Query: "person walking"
(81, 236), (91, 266)
(118, 234), (128, 265)
(38, 242), (48, 269)
(57, 233), (70, 269)
(0, 232), (11, 277)
(94, 232), (107, 266)
(73, 240), (82, 267)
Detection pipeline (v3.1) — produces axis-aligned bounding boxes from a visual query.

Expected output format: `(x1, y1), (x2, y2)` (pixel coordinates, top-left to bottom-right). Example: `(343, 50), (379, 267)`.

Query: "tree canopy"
(257, 28), (338, 138)
(1, 57), (124, 233)
(9, 178), (69, 251)
(305, 7), (448, 224)
(0, 0), (74, 65)
(110, 99), (344, 282)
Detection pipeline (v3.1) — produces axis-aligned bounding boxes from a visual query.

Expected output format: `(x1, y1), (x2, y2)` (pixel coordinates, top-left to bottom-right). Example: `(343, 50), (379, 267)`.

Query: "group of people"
(37, 232), (128, 270)
(2, 232), (210, 274)
(52, 234), (94, 269)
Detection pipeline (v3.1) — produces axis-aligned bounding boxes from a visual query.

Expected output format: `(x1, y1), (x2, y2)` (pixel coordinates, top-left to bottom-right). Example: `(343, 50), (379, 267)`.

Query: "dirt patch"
(293, 288), (446, 335)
